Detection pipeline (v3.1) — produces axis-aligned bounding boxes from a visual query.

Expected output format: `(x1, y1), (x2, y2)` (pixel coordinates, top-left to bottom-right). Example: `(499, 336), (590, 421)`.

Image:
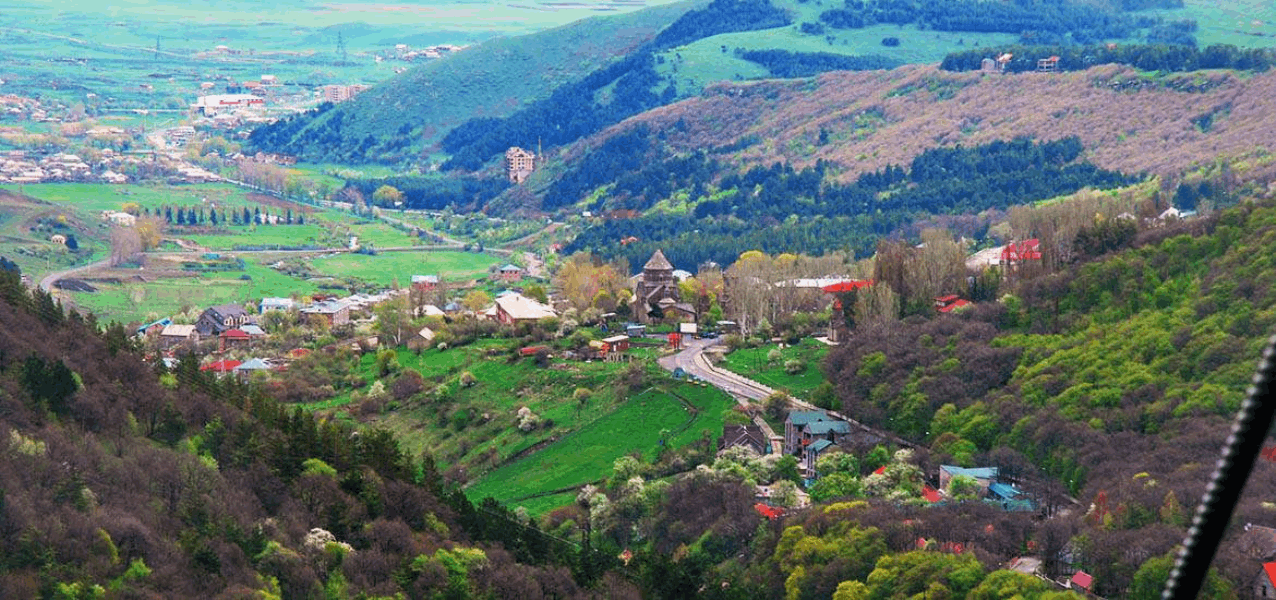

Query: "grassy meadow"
(718, 338), (831, 398)
(321, 339), (732, 516)
(465, 383), (733, 514)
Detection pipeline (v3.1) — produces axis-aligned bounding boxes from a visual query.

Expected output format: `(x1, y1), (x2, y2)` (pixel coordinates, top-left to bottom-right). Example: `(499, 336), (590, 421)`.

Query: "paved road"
(659, 336), (915, 452)
(38, 258), (112, 292)
(659, 337), (785, 452)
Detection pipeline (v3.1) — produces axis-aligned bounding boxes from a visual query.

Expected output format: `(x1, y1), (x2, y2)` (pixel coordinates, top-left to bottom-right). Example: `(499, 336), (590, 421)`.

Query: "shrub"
(784, 359), (806, 375)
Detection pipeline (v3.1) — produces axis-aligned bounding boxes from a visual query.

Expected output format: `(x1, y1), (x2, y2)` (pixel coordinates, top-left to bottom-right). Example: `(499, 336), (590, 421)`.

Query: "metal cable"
(1163, 333), (1276, 599)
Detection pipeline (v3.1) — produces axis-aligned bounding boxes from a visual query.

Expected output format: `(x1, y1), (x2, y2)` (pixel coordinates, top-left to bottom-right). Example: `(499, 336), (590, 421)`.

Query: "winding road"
(658, 337), (915, 453)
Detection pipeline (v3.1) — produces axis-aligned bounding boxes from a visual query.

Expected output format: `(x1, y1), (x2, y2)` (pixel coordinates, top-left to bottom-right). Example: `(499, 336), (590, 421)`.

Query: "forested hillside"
(0, 262), (626, 598)
(561, 134), (1134, 268)
(245, 0), (699, 163)
(247, 0), (1215, 166)
(541, 63), (1276, 267)
(818, 190), (1276, 596)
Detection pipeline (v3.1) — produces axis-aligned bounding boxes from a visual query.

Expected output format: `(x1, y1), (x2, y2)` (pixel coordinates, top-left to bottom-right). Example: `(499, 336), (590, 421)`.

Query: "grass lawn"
(465, 381), (734, 515)
(9, 182), (256, 214)
(66, 260), (319, 323)
(308, 250), (499, 286)
(718, 337), (831, 398)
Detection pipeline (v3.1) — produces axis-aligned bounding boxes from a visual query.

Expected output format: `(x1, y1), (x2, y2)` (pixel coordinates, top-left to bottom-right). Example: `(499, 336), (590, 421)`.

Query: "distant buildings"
(319, 84), (371, 104)
(504, 147), (536, 183)
(191, 94), (265, 117)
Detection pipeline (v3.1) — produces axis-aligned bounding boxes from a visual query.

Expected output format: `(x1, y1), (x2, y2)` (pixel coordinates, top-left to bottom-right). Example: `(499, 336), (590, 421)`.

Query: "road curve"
(39, 258), (112, 293)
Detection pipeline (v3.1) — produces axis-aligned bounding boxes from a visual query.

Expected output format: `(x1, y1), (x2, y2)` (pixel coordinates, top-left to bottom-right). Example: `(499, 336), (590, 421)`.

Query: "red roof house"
(921, 485), (943, 503)
(1001, 239), (1042, 264)
(201, 359), (242, 374)
(1070, 570), (1093, 592)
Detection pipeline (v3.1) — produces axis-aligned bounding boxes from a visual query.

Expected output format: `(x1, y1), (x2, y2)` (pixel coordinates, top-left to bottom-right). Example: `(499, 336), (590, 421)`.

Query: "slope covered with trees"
(818, 184), (1276, 596)
(0, 261), (626, 598)
(561, 134), (1135, 269)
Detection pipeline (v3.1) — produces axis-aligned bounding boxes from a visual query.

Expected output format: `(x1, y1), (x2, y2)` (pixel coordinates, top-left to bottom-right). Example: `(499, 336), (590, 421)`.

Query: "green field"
(66, 261), (322, 323)
(315, 337), (732, 516)
(465, 383), (733, 514)
(718, 338), (831, 398)
(656, 23), (1019, 91)
(0, 0), (691, 110)
(308, 250), (499, 286)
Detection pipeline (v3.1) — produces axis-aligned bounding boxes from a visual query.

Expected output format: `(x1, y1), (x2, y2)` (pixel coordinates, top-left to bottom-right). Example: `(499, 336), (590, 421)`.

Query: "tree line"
(437, 0), (791, 172)
(735, 49), (901, 78)
(817, 0), (1179, 45)
(562, 135), (1135, 269)
(941, 42), (1276, 73)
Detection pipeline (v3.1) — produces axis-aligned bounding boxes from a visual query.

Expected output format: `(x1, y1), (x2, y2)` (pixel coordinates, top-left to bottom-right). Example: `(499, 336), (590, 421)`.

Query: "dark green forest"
(562, 135), (1136, 270)
(817, 0), (1185, 45)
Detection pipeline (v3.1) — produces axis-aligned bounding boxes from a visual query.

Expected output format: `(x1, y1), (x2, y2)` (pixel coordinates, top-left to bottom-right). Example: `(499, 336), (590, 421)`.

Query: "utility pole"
(336, 31), (347, 64)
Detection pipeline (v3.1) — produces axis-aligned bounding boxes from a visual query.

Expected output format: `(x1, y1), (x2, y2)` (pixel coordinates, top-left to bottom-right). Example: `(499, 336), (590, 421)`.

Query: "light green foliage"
(9, 429), (47, 456)
(411, 547), (488, 599)
(770, 479), (800, 508)
(93, 528), (120, 566)
(865, 550), (986, 599)
(774, 523), (888, 592)
(948, 474), (980, 501)
(53, 582), (105, 600)
(109, 558), (152, 593)
(832, 580), (869, 600)
(611, 455), (643, 486)
(302, 458), (339, 478)
(1128, 552), (1235, 600)
(815, 450), (859, 475)
(858, 351), (887, 378)
(966, 570), (1051, 599)
(809, 472), (862, 503)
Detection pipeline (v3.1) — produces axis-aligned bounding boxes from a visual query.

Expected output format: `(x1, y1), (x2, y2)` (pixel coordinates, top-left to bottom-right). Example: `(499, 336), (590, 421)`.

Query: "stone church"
(634, 249), (697, 323)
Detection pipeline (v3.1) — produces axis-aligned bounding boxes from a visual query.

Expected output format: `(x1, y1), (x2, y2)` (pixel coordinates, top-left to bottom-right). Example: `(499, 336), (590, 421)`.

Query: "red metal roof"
(200, 360), (242, 372)
(1071, 570), (1093, 590)
(922, 485), (942, 503)
(938, 299), (972, 313)
(1265, 563), (1276, 587)
(220, 329), (250, 339)
(822, 280), (874, 294)
(1001, 239), (1042, 262)
(754, 503), (784, 520)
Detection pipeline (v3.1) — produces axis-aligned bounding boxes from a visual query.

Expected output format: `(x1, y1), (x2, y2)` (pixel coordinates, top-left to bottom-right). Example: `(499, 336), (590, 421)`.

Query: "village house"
(259, 297), (295, 313)
(301, 300), (351, 328)
(159, 324), (200, 347)
(719, 424), (769, 455)
(497, 264), (523, 282)
(200, 359), (241, 378)
(939, 465), (1000, 498)
(411, 274), (440, 292)
(196, 304), (251, 336)
(492, 293), (556, 326)
(135, 317), (171, 337)
(233, 358), (274, 382)
(935, 295), (972, 313)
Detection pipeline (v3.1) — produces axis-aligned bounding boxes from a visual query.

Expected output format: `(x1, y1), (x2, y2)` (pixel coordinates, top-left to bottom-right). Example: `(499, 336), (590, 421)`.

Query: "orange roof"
(922, 485), (942, 503)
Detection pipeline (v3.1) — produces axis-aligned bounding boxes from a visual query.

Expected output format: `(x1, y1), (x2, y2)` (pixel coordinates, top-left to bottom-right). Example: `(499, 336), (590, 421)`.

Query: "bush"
(784, 359), (806, 375)
(881, 36), (900, 47)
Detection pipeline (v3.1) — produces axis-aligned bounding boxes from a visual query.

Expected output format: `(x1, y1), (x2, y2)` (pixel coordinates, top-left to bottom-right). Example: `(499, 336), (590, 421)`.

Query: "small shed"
(601, 334), (630, 352)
